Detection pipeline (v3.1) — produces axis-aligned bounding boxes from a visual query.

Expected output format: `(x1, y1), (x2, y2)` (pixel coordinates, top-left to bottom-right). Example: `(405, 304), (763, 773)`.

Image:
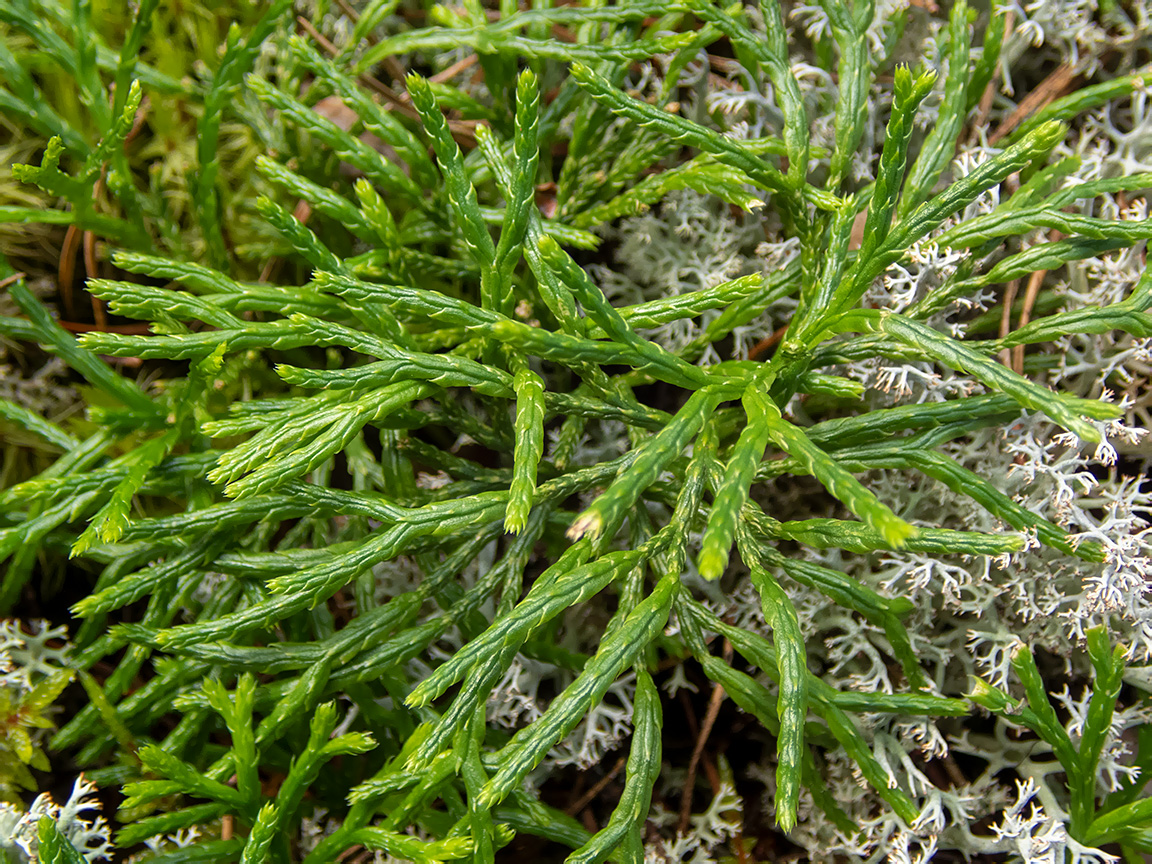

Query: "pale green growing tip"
(123, 79), (143, 115)
(537, 233), (561, 256)
(881, 518), (919, 549)
(404, 685), (432, 709)
(697, 548), (728, 581)
(1026, 119), (1069, 153)
(567, 510), (603, 541)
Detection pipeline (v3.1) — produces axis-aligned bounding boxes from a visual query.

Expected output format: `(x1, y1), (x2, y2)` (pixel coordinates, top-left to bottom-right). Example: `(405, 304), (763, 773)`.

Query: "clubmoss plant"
(2, 0), (1152, 862)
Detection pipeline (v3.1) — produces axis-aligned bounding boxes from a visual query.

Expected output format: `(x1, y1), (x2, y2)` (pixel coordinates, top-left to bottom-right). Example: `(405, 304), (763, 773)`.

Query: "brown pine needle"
(58, 224), (81, 319)
(998, 278), (1021, 368)
(83, 229), (105, 328)
(0, 272), (26, 292)
(430, 54), (479, 85)
(1012, 268), (1048, 375)
(989, 62), (1079, 145)
(566, 755), (627, 816)
(747, 324), (789, 360)
(678, 639), (733, 835)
